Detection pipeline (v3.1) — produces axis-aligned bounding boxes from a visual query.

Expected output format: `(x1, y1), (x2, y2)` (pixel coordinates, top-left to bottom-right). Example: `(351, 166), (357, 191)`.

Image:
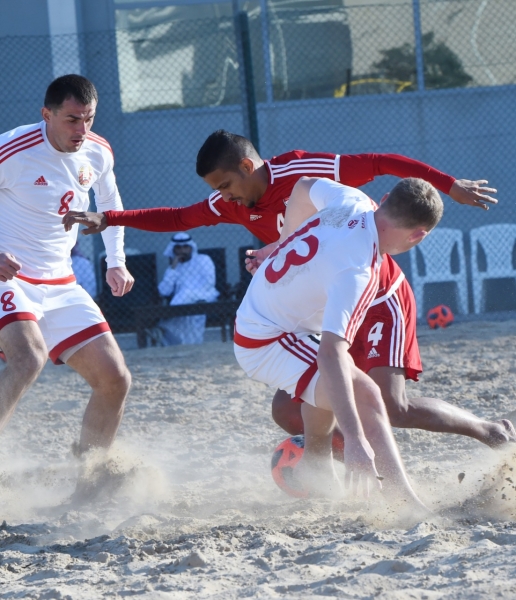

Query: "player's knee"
(357, 377), (392, 421)
(10, 344), (47, 379)
(95, 361), (131, 397)
(271, 401), (282, 427)
(112, 365), (131, 397)
(382, 391), (410, 427)
(271, 390), (289, 424)
(367, 388), (389, 418)
(271, 389), (303, 434)
(271, 390), (290, 424)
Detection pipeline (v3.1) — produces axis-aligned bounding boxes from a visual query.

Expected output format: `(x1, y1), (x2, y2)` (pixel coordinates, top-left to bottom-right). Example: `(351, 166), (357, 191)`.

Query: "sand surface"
(2, 320), (516, 598)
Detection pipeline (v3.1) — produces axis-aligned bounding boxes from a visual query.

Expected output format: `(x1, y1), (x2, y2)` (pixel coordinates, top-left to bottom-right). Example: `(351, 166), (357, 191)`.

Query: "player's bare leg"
(370, 366), (516, 448)
(315, 362), (429, 516)
(0, 321), (47, 433)
(272, 365), (516, 452)
(293, 402), (343, 498)
(272, 389), (345, 458)
(66, 333), (131, 453)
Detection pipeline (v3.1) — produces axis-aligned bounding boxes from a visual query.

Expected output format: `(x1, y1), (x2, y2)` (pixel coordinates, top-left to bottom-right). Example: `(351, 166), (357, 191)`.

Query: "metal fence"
(1, 0), (516, 346)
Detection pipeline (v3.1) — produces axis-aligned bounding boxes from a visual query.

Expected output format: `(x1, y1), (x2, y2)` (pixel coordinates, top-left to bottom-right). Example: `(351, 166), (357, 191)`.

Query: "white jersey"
(236, 179), (382, 345)
(0, 122), (125, 281)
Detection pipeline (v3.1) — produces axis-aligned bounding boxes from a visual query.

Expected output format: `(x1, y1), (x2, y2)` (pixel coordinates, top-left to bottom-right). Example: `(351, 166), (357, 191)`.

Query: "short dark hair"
(196, 130), (260, 177)
(44, 74), (98, 111)
(383, 178), (443, 229)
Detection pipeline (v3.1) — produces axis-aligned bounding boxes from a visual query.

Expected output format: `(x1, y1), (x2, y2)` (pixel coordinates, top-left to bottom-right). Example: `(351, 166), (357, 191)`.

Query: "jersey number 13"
(265, 218), (320, 284)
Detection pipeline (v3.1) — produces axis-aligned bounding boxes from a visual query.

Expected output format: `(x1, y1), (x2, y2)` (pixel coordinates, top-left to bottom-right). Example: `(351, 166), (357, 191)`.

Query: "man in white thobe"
(158, 232), (219, 345)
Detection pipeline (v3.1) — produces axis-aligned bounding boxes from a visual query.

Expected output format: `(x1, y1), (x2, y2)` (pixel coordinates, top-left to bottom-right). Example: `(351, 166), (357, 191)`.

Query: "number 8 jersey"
(236, 179), (382, 346)
(0, 122), (125, 281)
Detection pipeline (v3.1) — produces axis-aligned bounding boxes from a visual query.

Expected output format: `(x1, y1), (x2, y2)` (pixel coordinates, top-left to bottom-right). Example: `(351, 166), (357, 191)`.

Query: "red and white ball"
(426, 304), (454, 329)
(270, 435), (308, 498)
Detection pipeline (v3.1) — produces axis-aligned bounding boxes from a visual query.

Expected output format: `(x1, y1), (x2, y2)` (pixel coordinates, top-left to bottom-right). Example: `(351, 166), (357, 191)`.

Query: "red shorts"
(349, 278), (422, 381)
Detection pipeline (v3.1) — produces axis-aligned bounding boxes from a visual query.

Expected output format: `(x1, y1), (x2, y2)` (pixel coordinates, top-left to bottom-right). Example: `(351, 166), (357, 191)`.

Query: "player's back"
(236, 181), (382, 341)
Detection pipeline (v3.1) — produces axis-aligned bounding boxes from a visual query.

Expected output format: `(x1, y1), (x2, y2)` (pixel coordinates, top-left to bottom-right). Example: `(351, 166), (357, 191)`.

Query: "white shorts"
(234, 332), (321, 407)
(0, 277), (110, 364)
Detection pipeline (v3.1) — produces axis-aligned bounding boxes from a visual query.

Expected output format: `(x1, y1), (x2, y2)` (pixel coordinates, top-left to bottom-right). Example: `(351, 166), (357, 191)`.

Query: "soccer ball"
(270, 435), (308, 498)
(426, 304), (454, 329)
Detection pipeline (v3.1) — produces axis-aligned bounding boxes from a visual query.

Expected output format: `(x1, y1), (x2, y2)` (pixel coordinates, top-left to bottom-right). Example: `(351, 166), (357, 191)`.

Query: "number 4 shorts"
(349, 277), (422, 381)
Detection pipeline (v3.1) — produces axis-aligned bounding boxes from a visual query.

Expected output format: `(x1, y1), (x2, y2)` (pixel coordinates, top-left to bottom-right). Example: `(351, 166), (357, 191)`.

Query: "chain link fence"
(1, 0), (516, 346)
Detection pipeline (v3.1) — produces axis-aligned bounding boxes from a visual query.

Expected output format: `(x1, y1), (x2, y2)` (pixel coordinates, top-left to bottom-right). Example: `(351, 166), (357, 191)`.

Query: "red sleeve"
(104, 199), (233, 231)
(338, 153), (455, 195)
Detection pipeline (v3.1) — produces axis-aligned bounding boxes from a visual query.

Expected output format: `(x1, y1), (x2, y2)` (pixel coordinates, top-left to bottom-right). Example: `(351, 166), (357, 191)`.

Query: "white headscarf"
(163, 232), (198, 257)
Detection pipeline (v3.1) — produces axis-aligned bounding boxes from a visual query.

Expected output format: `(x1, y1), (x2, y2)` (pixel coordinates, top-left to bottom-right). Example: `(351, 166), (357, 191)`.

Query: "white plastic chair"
(469, 224), (516, 313)
(409, 227), (468, 318)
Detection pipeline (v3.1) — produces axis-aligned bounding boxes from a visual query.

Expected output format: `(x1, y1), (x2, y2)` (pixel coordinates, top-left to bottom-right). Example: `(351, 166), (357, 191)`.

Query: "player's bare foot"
(485, 419), (516, 448)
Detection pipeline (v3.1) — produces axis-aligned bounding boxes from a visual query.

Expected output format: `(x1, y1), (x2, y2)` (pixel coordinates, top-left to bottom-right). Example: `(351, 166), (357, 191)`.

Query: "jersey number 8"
(58, 191), (75, 215)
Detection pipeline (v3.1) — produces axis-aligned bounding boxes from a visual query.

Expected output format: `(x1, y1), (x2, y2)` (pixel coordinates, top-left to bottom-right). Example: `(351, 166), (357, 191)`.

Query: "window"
(115, 1), (241, 112)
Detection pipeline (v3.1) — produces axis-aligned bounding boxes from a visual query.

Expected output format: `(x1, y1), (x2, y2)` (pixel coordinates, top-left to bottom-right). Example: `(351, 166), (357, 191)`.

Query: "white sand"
(2, 320), (516, 599)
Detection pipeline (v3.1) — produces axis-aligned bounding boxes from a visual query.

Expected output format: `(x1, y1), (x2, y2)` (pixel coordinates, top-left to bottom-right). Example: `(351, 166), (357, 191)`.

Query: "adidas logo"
(250, 214), (262, 221)
(34, 176), (48, 186)
(368, 347), (380, 359)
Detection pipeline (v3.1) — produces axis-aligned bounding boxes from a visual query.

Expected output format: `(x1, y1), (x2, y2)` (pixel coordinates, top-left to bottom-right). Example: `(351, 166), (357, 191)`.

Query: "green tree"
(373, 32), (472, 91)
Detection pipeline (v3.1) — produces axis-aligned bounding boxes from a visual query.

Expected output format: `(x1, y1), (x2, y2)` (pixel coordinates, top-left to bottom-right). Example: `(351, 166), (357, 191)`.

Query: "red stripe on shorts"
(0, 312), (38, 330)
(233, 329), (283, 348)
(280, 333), (317, 364)
(293, 362), (319, 402)
(17, 274), (76, 285)
(387, 293), (404, 369)
(49, 322), (110, 365)
(279, 338), (312, 366)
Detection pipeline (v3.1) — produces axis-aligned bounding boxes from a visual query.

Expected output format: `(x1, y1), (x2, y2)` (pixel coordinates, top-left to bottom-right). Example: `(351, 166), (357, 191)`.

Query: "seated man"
(157, 232), (219, 345)
(234, 177), (443, 516)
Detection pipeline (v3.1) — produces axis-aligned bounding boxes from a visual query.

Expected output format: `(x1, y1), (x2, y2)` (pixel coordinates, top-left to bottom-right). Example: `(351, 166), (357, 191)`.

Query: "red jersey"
(104, 151), (455, 301)
(105, 151), (454, 244)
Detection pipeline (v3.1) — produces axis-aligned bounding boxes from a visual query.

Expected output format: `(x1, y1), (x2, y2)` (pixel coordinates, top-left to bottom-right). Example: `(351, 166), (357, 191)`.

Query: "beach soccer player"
(234, 176), (442, 510)
(62, 130), (515, 450)
(0, 75), (133, 466)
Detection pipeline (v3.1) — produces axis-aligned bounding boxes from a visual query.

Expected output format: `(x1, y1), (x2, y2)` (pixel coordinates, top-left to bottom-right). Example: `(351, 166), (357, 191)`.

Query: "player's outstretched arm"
(62, 211), (107, 234)
(448, 179), (497, 210)
(0, 253), (22, 282)
(64, 201), (225, 234)
(368, 154), (497, 209)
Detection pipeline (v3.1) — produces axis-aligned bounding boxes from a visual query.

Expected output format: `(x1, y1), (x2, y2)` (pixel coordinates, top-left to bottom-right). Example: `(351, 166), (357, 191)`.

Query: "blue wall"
(1, 0), (515, 312)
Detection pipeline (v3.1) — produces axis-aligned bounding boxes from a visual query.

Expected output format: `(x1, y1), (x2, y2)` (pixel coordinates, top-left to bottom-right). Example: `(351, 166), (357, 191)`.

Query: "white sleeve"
(309, 178), (369, 212)
(92, 157), (126, 269)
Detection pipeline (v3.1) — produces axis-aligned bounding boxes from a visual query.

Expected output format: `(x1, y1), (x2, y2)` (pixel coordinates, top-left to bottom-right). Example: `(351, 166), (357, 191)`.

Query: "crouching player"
(234, 177), (443, 514)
